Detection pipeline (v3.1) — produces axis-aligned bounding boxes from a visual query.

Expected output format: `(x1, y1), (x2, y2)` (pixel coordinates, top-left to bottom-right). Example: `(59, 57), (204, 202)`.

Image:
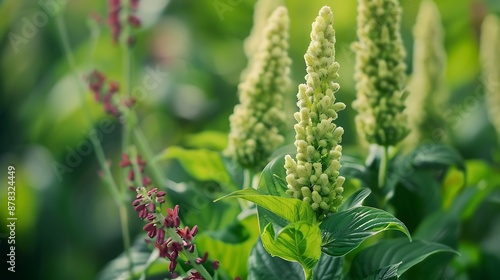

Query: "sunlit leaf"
(215, 188), (316, 224)
(261, 222), (322, 278)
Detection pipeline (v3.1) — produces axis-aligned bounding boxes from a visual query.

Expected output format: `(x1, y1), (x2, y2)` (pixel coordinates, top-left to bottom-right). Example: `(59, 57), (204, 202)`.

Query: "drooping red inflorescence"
(108, 0), (121, 44)
(124, 153), (219, 279)
(87, 70), (123, 117)
(107, 0), (142, 45)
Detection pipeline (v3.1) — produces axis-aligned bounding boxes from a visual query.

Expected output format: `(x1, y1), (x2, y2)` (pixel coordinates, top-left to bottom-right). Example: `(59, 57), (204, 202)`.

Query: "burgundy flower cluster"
(87, 70), (120, 116)
(123, 153), (218, 279)
(87, 71), (135, 117)
(108, 0), (142, 45)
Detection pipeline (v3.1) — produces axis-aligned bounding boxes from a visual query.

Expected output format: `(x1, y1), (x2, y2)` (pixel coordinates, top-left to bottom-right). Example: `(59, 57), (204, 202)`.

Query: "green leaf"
(248, 238), (304, 280)
(197, 215), (260, 279)
(312, 253), (343, 280)
(157, 146), (231, 183)
(363, 263), (400, 280)
(350, 239), (457, 279)
(409, 144), (465, 171)
(249, 239), (343, 280)
(261, 222), (322, 278)
(339, 188), (372, 211)
(320, 206), (411, 256)
(183, 130), (228, 151)
(258, 154), (288, 197)
(340, 155), (370, 183)
(215, 188), (316, 225)
(413, 211), (460, 248)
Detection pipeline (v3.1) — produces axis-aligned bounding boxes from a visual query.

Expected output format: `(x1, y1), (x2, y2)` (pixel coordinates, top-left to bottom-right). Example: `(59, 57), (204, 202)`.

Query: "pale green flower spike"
(406, 0), (447, 146)
(480, 14), (500, 142)
(225, 7), (291, 170)
(244, 0), (284, 59)
(352, 0), (409, 147)
(284, 6), (345, 219)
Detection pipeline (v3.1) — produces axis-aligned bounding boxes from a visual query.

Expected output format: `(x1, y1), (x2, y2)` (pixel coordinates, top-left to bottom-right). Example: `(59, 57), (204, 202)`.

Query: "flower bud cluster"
(225, 7), (291, 170)
(406, 0), (447, 146)
(87, 71), (135, 117)
(352, 0), (409, 147)
(284, 6), (345, 219)
(108, 0), (142, 45)
(480, 14), (500, 142)
(122, 153), (218, 278)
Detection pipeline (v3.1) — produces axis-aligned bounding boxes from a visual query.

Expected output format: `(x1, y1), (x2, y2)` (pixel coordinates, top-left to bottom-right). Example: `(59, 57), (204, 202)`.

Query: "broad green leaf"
(258, 154), (288, 197)
(409, 144), (465, 171)
(363, 263), (400, 280)
(215, 188), (316, 224)
(339, 188), (372, 211)
(249, 239), (343, 280)
(413, 211), (460, 248)
(248, 238), (305, 280)
(157, 146), (231, 184)
(350, 239), (457, 279)
(167, 181), (240, 231)
(312, 253), (343, 280)
(261, 222), (322, 278)
(320, 206), (410, 256)
(340, 155), (370, 183)
(183, 130), (228, 151)
(390, 170), (441, 232)
(197, 215), (260, 279)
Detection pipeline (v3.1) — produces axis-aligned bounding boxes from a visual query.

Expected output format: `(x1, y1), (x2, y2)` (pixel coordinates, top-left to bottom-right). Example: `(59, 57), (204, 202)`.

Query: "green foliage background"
(0, 0), (499, 279)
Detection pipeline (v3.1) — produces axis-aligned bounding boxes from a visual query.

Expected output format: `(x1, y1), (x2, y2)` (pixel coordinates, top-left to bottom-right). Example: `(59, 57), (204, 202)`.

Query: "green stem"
(133, 126), (168, 188)
(165, 228), (213, 280)
(304, 268), (313, 280)
(378, 145), (389, 189)
(55, 13), (133, 277)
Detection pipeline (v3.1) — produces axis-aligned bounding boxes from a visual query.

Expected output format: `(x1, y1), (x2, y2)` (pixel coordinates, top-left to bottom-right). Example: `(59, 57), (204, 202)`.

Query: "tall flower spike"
(480, 14), (500, 142)
(284, 6), (345, 219)
(405, 0), (447, 147)
(243, 0), (284, 59)
(352, 0), (409, 147)
(225, 7), (291, 170)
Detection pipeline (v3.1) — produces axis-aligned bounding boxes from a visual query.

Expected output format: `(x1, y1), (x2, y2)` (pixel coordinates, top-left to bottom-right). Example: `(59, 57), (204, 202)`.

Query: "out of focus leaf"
(157, 146), (231, 183)
(408, 144), (465, 171)
(184, 130), (228, 151)
(197, 215), (260, 279)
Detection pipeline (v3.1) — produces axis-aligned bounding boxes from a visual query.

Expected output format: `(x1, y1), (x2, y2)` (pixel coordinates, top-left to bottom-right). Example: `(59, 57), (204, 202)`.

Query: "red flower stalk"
(107, 0), (142, 45)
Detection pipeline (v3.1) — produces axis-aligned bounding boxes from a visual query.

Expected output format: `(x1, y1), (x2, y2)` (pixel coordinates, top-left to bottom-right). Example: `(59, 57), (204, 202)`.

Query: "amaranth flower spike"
(352, 0), (409, 147)
(225, 6), (291, 170)
(284, 6), (345, 220)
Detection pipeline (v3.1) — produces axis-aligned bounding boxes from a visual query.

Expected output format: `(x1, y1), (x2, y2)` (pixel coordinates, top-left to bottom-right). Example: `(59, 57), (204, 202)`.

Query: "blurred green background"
(0, 0), (500, 279)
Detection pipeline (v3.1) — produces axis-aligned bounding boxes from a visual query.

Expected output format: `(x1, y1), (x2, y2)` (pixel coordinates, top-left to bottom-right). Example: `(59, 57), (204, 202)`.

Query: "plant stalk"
(378, 145), (389, 189)
(55, 13), (133, 277)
